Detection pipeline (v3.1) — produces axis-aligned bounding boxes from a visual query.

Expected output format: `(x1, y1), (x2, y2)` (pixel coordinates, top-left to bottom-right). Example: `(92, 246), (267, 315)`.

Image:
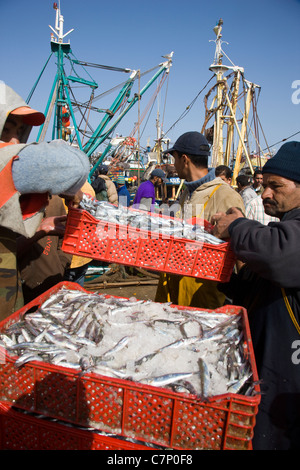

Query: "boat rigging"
(201, 19), (271, 182)
(26, 2), (174, 182)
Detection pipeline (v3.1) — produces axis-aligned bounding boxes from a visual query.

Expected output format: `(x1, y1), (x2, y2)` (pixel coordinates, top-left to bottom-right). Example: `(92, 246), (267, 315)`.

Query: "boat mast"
(35, 1), (174, 178)
(210, 19), (225, 166)
(204, 19), (255, 179)
(48, 2), (74, 142)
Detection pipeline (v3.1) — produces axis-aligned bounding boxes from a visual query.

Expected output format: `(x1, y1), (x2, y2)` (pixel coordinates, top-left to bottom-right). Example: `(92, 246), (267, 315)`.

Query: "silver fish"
(0, 286), (253, 398)
(101, 336), (130, 359)
(140, 372), (194, 387)
(79, 195), (224, 244)
(14, 353), (44, 368)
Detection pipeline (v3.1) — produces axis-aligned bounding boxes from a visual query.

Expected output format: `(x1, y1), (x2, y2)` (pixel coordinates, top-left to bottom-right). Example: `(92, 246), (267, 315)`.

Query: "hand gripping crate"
(0, 402), (151, 450)
(0, 282), (260, 450)
(62, 207), (236, 283)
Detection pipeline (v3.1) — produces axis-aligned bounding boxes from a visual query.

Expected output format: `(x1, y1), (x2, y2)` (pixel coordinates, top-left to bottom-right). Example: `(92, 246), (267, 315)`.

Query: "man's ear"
(182, 153), (189, 165)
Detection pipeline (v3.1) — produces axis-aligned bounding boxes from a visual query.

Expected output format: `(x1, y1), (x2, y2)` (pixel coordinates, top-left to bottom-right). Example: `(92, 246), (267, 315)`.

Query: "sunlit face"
(253, 173), (263, 187)
(153, 176), (163, 187)
(262, 173), (300, 219)
(172, 151), (187, 180)
(1, 115), (28, 144)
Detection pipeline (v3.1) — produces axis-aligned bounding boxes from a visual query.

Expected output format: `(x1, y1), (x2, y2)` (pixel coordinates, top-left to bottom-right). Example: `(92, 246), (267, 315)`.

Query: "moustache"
(263, 198), (277, 207)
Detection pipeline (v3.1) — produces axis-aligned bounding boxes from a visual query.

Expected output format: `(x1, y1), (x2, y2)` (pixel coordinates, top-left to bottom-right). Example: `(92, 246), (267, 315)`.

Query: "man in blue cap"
(212, 141), (300, 450)
(132, 168), (166, 211)
(155, 131), (244, 309)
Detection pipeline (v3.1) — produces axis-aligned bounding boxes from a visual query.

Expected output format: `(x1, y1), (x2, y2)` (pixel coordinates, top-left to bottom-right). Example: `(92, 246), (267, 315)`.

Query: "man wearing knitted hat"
(211, 141), (300, 450)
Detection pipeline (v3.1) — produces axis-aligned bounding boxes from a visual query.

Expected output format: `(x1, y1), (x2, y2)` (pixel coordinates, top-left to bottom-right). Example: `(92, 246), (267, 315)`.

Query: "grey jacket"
(0, 83), (90, 236)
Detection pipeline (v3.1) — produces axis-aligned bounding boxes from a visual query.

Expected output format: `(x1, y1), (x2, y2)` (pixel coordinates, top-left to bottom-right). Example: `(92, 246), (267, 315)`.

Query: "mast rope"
(164, 75), (215, 136)
(262, 130), (300, 152)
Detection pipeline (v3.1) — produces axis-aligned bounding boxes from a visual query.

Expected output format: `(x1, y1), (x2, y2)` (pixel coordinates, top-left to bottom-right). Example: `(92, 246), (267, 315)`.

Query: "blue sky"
(1, 0), (300, 157)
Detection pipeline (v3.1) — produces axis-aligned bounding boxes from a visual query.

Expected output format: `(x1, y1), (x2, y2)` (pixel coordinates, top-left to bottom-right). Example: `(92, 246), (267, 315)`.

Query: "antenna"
(49, 2), (74, 45)
(209, 19), (244, 75)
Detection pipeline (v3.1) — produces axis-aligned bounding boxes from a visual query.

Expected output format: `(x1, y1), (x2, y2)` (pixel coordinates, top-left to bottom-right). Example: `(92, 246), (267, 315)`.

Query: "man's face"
(1, 115), (27, 144)
(253, 173), (263, 187)
(172, 151), (187, 180)
(153, 176), (163, 187)
(262, 173), (300, 218)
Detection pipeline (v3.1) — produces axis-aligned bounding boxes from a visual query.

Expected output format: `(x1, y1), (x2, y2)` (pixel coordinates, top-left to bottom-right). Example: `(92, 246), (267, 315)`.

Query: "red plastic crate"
(62, 208), (236, 283)
(0, 282), (260, 450)
(0, 402), (150, 450)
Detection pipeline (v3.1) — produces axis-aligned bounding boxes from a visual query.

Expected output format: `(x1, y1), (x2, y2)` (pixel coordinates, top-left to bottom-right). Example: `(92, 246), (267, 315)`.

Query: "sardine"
(0, 286), (253, 398)
(199, 358), (210, 397)
(79, 195), (224, 244)
(227, 371), (253, 394)
(140, 372), (194, 387)
(14, 352), (44, 368)
(101, 336), (130, 359)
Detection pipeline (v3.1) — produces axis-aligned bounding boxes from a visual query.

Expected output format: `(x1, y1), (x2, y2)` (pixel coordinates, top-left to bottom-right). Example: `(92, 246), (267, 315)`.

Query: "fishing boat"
(28, 6), (270, 196)
(27, 2), (174, 187)
(201, 19), (271, 183)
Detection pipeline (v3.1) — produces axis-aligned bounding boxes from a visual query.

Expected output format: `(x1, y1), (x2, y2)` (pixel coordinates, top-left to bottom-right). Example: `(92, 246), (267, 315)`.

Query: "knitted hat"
(263, 141), (300, 182)
(117, 175), (125, 184)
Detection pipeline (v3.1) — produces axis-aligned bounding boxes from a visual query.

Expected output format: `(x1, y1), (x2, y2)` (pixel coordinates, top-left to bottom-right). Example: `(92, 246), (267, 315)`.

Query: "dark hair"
(178, 152), (208, 169)
(97, 164), (109, 175)
(215, 165), (232, 179)
(236, 174), (251, 187)
(91, 176), (107, 193)
(254, 169), (263, 177)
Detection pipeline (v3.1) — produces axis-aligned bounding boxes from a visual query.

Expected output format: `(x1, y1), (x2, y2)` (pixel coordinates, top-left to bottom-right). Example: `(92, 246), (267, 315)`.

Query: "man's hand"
(38, 215), (67, 236)
(61, 189), (84, 209)
(17, 215), (67, 259)
(211, 207), (244, 239)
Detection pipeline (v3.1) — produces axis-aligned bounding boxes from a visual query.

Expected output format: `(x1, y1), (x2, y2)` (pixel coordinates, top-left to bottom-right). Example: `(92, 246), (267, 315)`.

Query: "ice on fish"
(0, 287), (253, 398)
(79, 194), (224, 245)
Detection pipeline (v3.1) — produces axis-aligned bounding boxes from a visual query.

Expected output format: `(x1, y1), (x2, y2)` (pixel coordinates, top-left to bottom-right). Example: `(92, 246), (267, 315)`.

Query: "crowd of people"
(1, 82), (300, 450)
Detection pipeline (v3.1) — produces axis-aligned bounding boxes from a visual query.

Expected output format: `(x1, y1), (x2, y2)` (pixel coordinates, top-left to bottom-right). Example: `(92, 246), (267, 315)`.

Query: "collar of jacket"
(281, 207), (300, 221)
(184, 168), (216, 194)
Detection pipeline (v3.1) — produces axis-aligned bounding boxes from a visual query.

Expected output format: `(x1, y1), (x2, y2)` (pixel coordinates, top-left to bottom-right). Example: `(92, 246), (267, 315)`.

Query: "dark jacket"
(221, 208), (300, 450)
(18, 196), (72, 304)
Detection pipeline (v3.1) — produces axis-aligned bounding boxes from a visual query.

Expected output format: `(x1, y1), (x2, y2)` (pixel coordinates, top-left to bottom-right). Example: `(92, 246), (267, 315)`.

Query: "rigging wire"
(161, 72), (170, 136)
(84, 66), (160, 106)
(26, 53), (53, 104)
(262, 130), (300, 152)
(67, 52), (99, 86)
(164, 75), (215, 136)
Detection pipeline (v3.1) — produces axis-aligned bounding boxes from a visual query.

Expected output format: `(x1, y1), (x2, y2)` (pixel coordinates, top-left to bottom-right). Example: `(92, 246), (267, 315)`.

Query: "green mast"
(36, 2), (97, 147)
(34, 2), (173, 181)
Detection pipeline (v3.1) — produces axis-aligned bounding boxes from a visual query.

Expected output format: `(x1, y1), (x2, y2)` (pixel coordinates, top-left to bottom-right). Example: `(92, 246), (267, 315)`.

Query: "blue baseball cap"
(163, 131), (210, 157)
(150, 168), (167, 182)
